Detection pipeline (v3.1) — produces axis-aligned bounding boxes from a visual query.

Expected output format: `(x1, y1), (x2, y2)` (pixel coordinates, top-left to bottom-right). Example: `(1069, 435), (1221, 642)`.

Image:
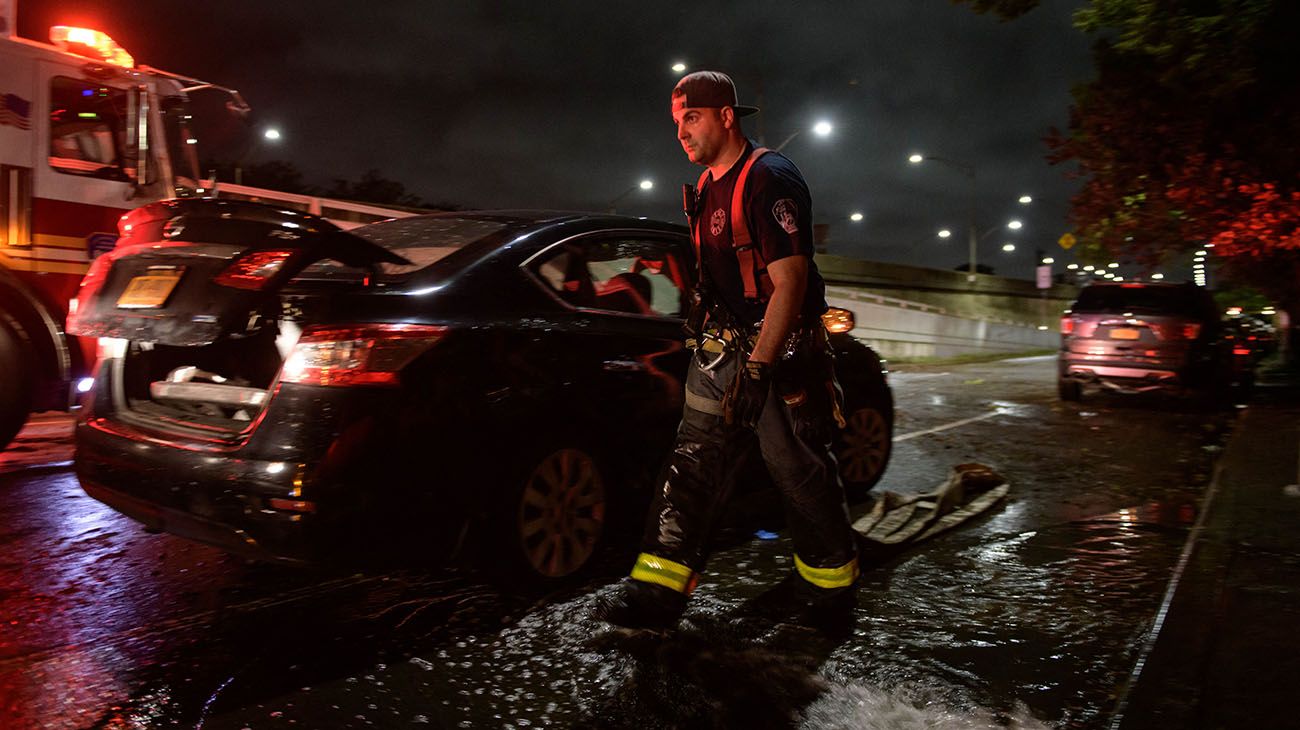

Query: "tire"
(0, 318), (34, 452)
(1058, 377), (1082, 401)
(500, 445), (608, 583)
(834, 388), (893, 501)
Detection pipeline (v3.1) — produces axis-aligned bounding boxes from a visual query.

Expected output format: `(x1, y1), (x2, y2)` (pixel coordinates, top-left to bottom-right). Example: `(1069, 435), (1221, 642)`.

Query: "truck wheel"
(0, 319), (34, 451)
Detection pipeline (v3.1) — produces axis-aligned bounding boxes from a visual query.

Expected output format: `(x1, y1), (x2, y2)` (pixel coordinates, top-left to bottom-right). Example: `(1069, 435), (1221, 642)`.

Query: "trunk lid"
(68, 198), (410, 346)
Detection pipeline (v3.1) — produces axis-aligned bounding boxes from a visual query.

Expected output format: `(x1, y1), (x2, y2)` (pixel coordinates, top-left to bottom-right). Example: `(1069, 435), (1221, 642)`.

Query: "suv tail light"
(215, 250), (298, 290)
(279, 324), (448, 386)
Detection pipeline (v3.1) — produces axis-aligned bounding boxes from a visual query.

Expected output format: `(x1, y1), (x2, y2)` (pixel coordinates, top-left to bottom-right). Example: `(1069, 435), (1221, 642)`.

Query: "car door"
(522, 230), (692, 460)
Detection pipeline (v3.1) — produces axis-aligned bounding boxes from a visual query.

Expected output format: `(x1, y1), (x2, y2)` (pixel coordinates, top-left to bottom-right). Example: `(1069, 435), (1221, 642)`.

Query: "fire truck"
(0, 7), (413, 450)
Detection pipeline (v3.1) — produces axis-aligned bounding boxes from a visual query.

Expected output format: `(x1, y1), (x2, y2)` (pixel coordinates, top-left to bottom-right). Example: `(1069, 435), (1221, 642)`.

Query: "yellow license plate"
(117, 269), (183, 309)
(1109, 328), (1140, 340)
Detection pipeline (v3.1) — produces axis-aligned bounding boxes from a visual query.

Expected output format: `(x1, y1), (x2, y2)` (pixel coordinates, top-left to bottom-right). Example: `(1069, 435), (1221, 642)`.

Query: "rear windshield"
(351, 216), (512, 275)
(1072, 285), (1214, 316)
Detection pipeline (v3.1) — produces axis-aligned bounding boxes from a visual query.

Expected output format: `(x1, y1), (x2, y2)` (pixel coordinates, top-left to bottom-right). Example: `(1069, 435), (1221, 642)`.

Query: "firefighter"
(596, 71), (859, 629)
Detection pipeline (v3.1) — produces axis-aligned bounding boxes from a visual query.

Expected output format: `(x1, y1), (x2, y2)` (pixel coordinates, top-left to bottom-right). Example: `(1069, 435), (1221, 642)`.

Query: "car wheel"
(0, 319), (34, 452)
(1058, 377), (1082, 401)
(835, 393), (893, 500)
(505, 446), (608, 582)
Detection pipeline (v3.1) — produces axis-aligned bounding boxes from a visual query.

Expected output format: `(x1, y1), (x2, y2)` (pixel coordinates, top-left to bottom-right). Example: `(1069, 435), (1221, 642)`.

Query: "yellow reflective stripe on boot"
(794, 554), (860, 589)
(630, 553), (698, 594)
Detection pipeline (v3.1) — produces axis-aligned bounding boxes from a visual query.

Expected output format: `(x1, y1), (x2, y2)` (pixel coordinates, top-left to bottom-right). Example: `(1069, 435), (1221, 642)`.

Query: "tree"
(955, 0), (1300, 357)
(327, 169), (425, 208)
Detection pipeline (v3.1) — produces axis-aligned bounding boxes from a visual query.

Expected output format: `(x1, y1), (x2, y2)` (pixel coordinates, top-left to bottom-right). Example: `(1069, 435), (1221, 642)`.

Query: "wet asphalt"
(0, 355), (1236, 728)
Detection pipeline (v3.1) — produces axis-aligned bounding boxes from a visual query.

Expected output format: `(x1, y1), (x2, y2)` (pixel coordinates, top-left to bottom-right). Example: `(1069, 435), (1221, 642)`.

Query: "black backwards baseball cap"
(671, 71), (759, 117)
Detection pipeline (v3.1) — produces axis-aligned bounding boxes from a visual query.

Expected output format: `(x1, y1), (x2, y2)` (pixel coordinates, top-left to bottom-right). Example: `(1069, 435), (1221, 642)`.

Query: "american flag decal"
(1, 93), (32, 130)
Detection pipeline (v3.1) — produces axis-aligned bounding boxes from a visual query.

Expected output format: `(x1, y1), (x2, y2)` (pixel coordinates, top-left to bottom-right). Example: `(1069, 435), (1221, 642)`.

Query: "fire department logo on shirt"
(772, 199), (799, 234)
(709, 208), (727, 237)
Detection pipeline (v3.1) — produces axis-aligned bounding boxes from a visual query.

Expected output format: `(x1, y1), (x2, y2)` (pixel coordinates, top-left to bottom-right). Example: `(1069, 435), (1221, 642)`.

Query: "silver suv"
(1058, 282), (1231, 401)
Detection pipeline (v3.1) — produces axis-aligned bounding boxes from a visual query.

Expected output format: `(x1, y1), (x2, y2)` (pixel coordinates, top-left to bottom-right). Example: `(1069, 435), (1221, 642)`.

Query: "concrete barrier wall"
(816, 255), (1074, 359)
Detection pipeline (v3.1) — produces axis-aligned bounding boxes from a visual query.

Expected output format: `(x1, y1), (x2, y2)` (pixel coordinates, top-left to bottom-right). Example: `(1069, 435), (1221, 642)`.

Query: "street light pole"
(775, 120), (833, 153)
(909, 153), (980, 282)
(606, 179), (654, 214)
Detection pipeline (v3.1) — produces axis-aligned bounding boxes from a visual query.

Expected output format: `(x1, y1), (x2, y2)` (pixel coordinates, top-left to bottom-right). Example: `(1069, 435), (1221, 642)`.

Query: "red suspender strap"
(731, 147), (771, 300)
(691, 168), (711, 267)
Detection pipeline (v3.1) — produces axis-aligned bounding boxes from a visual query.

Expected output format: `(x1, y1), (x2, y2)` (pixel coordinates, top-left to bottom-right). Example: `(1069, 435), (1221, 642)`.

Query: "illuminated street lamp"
(235, 126), (282, 185)
(671, 61), (687, 74)
(849, 212), (864, 222)
(909, 152), (1029, 281)
(1001, 243), (1016, 253)
(606, 178), (654, 213)
(937, 228), (952, 239)
(776, 120), (833, 152)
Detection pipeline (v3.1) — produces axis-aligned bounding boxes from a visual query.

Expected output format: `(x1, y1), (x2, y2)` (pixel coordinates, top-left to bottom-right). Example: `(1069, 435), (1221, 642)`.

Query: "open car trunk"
(68, 198), (409, 437)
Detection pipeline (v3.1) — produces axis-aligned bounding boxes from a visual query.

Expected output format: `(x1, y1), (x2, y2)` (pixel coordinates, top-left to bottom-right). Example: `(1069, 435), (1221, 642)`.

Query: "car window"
(530, 237), (689, 317)
(351, 216), (511, 274)
(48, 77), (138, 182)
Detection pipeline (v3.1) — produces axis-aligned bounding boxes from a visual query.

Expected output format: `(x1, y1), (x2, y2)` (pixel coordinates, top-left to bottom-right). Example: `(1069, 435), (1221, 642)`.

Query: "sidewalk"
(1116, 365), (1300, 728)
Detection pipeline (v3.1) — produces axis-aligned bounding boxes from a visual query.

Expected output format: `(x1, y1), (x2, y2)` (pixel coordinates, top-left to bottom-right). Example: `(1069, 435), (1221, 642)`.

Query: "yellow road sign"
(1058, 232), (1077, 250)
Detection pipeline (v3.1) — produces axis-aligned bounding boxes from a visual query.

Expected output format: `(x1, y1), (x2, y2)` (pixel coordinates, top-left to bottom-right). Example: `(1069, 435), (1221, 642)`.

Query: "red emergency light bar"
(49, 25), (135, 68)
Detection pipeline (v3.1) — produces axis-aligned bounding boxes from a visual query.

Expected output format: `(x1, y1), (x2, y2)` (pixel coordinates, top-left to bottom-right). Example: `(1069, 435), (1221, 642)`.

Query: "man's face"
(672, 102), (729, 166)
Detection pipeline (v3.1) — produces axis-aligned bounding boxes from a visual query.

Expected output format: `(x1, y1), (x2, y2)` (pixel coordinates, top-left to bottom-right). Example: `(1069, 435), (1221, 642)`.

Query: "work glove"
(724, 359), (771, 428)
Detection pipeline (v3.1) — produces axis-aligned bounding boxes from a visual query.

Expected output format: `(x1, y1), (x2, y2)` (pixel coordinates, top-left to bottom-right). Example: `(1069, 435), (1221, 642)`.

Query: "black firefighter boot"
(593, 578), (688, 630)
(744, 572), (858, 634)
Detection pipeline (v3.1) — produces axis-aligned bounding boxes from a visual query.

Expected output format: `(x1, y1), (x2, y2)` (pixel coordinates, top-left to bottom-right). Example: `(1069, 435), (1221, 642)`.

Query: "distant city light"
(1007, 220), (1023, 230)
(908, 153), (924, 164)
(849, 212), (864, 222)
(671, 61), (687, 73)
(1151, 273), (1164, 280)
(1001, 243), (1016, 252)
(1042, 257), (1055, 264)
(937, 228), (952, 239)
(1019, 195), (1033, 204)
(1067, 263), (1078, 270)
(1108, 262), (1119, 268)
(1083, 265), (1095, 271)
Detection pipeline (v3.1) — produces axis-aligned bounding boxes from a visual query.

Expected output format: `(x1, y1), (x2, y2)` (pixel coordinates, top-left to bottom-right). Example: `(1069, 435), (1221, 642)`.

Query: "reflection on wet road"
(0, 356), (1234, 728)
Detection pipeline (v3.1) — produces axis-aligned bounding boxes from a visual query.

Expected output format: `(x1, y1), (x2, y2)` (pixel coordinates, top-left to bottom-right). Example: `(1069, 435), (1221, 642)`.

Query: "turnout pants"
(632, 336), (859, 594)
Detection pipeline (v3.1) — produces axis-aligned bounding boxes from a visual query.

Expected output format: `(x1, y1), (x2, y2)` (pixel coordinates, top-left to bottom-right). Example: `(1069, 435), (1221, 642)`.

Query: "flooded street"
(1, 355), (1233, 728)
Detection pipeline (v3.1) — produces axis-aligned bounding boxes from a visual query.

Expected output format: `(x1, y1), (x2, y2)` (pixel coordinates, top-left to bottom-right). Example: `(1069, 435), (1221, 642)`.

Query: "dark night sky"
(16, 0), (1095, 280)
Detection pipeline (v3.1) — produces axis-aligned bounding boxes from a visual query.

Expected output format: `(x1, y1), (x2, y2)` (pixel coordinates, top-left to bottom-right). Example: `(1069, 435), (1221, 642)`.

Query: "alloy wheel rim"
(517, 448), (606, 578)
(839, 407), (888, 483)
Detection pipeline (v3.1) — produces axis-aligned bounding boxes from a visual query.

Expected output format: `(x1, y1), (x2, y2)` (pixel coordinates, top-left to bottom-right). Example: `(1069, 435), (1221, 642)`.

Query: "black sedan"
(69, 199), (893, 581)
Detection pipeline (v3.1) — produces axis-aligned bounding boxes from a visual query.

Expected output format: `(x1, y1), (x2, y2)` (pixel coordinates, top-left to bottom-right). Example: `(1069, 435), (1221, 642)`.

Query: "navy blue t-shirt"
(697, 142), (828, 325)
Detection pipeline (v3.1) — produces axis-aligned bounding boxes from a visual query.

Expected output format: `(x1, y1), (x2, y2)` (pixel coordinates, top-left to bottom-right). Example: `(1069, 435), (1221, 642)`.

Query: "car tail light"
(1182, 323), (1201, 339)
(279, 324), (448, 386)
(1060, 316), (1075, 335)
(214, 250), (298, 290)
